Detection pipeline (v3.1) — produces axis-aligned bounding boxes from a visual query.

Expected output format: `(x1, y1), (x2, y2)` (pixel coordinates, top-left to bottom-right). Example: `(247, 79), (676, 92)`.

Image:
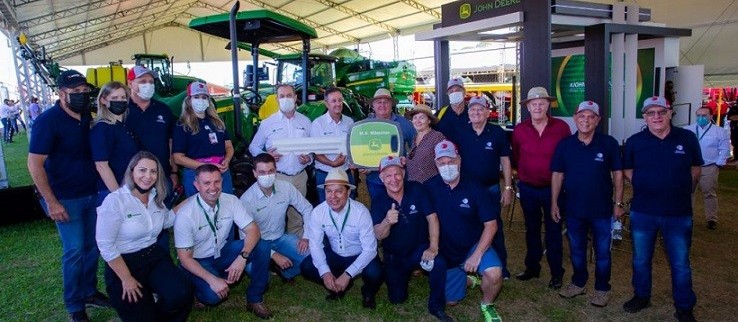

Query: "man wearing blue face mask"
(240, 153), (314, 283)
(683, 107), (730, 230)
(249, 84), (312, 238)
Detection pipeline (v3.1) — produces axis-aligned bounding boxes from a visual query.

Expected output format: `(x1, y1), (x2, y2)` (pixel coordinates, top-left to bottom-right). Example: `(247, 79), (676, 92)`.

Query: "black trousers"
(104, 244), (194, 322)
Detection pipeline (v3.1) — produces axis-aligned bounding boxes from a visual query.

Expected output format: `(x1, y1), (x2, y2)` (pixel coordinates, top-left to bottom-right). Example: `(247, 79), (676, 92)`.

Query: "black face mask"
(134, 183), (154, 194)
(67, 92), (91, 114)
(108, 101), (128, 115)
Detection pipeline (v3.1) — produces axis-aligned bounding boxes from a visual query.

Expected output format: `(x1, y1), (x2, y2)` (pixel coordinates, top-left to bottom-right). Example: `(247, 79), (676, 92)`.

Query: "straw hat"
(317, 168), (356, 190)
(520, 87), (556, 105)
(404, 104), (438, 125)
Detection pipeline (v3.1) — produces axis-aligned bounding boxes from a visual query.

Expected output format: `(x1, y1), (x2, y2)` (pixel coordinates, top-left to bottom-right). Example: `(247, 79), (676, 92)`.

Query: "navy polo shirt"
(457, 122), (511, 187)
(434, 105), (469, 144)
(424, 175), (499, 266)
(550, 132), (623, 219)
(624, 127), (703, 217)
(172, 118), (231, 159)
(125, 99), (175, 174)
(90, 121), (140, 190)
(370, 181), (433, 256)
(29, 102), (97, 199)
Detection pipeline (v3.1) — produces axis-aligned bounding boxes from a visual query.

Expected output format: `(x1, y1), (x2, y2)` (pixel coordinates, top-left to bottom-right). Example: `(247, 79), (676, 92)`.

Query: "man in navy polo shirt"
(550, 101), (624, 307)
(456, 96), (513, 279)
(371, 155), (451, 322)
(435, 78), (469, 143)
(622, 96), (702, 322)
(425, 140), (504, 322)
(28, 70), (109, 322)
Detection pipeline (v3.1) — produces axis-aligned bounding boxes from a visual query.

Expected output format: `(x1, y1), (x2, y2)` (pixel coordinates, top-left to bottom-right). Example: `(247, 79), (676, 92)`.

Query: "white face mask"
(448, 92), (464, 105)
(257, 174), (276, 189)
(191, 98), (210, 113)
(438, 164), (460, 182)
(278, 97), (296, 113)
(137, 83), (155, 100)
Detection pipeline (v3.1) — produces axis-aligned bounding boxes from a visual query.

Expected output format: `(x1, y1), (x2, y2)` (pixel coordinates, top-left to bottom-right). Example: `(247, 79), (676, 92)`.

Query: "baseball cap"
(56, 70), (91, 89)
(447, 78), (464, 90)
(641, 96), (670, 112)
(379, 155), (403, 172)
(127, 65), (158, 81)
(468, 96), (488, 108)
(187, 81), (209, 97)
(576, 101), (600, 115)
(434, 140), (459, 160)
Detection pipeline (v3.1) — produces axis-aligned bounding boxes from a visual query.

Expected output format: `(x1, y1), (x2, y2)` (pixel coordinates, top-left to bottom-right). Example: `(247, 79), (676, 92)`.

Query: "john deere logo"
(459, 4), (472, 19)
(369, 139), (382, 151)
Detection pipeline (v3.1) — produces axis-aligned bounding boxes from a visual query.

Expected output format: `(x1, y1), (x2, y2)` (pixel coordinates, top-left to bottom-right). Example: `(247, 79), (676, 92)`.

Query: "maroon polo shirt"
(512, 117), (571, 187)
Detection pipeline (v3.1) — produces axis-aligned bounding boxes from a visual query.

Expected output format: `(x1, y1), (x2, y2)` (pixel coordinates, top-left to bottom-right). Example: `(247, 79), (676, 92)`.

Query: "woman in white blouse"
(96, 151), (193, 321)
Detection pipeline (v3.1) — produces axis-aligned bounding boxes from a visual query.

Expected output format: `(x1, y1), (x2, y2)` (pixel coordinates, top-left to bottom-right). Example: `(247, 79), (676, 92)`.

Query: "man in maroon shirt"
(511, 87), (571, 289)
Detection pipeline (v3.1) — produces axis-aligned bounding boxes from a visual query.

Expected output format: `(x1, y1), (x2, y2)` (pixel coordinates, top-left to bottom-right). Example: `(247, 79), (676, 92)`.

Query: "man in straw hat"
(300, 168), (383, 309)
(511, 86), (571, 289)
(371, 155), (452, 322)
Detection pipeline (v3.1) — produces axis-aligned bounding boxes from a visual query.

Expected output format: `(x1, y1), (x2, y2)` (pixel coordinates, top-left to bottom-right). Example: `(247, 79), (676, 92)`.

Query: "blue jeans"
(517, 182), (564, 278)
(630, 211), (696, 310)
(315, 169), (357, 202)
(487, 184), (510, 278)
(301, 246), (383, 298)
(263, 233), (308, 280)
(41, 195), (100, 313)
(383, 243), (447, 312)
(184, 239), (270, 305)
(182, 168), (233, 198)
(2, 117), (14, 141)
(566, 216), (612, 291)
(445, 243), (501, 302)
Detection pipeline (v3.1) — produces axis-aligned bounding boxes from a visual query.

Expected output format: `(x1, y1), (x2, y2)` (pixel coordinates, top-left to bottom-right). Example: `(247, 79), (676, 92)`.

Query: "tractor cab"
(277, 53), (337, 91)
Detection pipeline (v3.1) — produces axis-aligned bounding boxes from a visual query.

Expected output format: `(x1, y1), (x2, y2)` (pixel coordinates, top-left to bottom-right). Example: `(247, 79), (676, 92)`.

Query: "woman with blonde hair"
(96, 151), (193, 322)
(172, 81), (234, 196)
(90, 81), (140, 205)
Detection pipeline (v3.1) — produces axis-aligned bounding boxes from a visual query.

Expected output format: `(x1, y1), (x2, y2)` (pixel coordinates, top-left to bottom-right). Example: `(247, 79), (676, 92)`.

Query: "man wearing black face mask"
(28, 70), (110, 322)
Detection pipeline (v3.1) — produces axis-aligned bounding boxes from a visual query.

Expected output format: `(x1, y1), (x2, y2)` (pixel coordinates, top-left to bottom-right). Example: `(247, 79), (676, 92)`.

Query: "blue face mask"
(696, 116), (710, 127)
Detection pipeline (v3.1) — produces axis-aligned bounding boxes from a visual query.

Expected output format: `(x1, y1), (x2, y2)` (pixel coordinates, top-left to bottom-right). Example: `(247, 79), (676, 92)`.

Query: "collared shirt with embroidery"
(240, 180), (314, 240)
(249, 111), (312, 175)
(310, 112), (354, 172)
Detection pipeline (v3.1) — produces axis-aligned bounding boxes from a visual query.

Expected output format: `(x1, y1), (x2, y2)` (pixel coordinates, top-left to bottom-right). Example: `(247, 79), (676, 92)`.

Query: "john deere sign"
(443, 0), (523, 27)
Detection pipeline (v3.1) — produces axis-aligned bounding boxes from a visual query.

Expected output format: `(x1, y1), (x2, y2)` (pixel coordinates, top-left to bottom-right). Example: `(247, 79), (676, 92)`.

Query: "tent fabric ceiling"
(2, 0), (738, 85)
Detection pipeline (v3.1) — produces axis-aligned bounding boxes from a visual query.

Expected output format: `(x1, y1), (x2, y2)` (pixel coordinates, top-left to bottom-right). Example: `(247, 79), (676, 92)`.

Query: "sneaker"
(590, 290), (611, 307)
(68, 311), (89, 322)
(623, 295), (650, 313)
(707, 221), (717, 230)
(480, 303), (503, 322)
(85, 291), (110, 308)
(468, 274), (481, 289)
(430, 309), (455, 322)
(515, 269), (540, 281)
(674, 308), (697, 322)
(558, 283), (586, 298)
(548, 276), (563, 290)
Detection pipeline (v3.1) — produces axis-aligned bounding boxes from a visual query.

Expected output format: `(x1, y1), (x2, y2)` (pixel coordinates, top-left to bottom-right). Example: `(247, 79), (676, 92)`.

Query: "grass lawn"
(2, 131), (33, 187)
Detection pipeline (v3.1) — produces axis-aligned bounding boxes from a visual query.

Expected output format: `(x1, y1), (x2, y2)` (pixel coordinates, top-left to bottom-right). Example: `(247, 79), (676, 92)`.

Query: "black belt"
(277, 169), (305, 176)
(702, 163), (716, 167)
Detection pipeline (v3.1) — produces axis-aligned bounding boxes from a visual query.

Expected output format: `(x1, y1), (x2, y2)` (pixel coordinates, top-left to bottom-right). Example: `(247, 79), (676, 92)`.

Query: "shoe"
(430, 309), (455, 322)
(558, 283), (586, 298)
(68, 311), (89, 322)
(623, 295), (650, 313)
(502, 269), (511, 280)
(325, 293), (345, 301)
(548, 276), (563, 289)
(468, 274), (481, 289)
(515, 269), (540, 281)
(85, 291), (110, 308)
(708, 221), (717, 230)
(362, 296), (376, 309)
(480, 303), (502, 322)
(590, 290), (611, 307)
(247, 302), (273, 320)
(674, 308), (696, 322)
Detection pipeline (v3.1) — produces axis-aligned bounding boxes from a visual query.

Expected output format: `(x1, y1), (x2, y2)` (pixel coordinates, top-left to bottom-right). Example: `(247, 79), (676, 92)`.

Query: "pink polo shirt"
(512, 117), (571, 187)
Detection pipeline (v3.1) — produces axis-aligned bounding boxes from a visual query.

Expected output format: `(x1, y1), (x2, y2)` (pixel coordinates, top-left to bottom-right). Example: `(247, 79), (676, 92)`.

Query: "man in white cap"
(550, 101), (624, 307)
(249, 84), (312, 237)
(364, 88), (416, 200)
(622, 96), (702, 322)
(424, 140), (504, 322)
(371, 155), (451, 322)
(435, 78), (469, 143)
(511, 86), (571, 289)
(300, 167), (383, 309)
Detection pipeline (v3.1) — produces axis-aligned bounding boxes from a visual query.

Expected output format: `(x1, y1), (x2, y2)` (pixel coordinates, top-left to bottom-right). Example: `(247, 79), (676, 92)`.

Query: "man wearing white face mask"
(424, 140), (505, 322)
(240, 153), (314, 282)
(249, 84), (312, 238)
(435, 78), (469, 143)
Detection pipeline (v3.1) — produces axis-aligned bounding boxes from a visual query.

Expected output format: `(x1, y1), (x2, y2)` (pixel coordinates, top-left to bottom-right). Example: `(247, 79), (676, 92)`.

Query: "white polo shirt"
(310, 112), (354, 172)
(240, 179), (313, 240)
(248, 111), (312, 175)
(96, 186), (175, 262)
(174, 193), (253, 259)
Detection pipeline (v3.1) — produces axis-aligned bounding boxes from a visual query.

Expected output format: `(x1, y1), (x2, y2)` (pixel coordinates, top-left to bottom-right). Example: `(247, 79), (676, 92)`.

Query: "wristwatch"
(504, 185), (514, 191)
(240, 251), (250, 260)
(615, 202), (625, 208)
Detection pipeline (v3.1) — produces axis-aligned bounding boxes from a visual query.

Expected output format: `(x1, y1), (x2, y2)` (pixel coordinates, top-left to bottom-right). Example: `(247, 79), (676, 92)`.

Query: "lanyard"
(328, 203), (351, 249)
(696, 123), (711, 142)
(196, 197), (220, 238)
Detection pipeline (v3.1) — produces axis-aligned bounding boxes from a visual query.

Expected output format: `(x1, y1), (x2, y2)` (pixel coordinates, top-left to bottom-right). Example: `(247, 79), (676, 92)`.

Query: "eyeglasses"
(643, 109), (668, 117)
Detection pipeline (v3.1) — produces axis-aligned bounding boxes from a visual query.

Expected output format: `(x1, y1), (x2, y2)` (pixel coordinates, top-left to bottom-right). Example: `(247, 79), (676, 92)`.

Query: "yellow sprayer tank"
(86, 64), (128, 88)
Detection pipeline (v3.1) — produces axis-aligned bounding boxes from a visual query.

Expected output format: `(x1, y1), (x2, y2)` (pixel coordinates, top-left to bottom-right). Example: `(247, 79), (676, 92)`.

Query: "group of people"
(0, 97), (34, 142)
(28, 65), (710, 322)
